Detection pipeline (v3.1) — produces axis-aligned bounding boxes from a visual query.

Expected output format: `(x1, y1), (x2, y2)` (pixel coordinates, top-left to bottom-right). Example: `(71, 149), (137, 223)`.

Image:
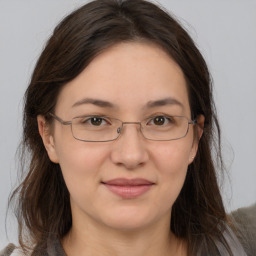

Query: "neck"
(62, 214), (186, 256)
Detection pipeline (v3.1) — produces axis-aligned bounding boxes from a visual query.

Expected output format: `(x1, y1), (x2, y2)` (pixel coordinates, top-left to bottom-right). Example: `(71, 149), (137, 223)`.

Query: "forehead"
(55, 42), (190, 117)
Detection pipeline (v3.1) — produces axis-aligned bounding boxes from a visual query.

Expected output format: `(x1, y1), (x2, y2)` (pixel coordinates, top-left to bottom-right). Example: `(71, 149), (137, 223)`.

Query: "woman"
(1, 0), (248, 255)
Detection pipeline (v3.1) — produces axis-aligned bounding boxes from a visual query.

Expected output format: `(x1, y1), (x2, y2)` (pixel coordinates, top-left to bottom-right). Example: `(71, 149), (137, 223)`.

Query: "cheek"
(55, 141), (110, 193)
(152, 140), (192, 174)
(149, 140), (192, 205)
(56, 140), (108, 171)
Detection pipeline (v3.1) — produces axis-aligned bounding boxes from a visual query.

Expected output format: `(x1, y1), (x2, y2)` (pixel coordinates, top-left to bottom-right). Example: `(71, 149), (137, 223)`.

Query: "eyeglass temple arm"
(48, 113), (72, 125)
(189, 119), (197, 125)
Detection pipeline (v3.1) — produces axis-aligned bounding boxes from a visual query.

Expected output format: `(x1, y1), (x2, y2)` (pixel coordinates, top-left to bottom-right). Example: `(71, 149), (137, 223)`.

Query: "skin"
(38, 42), (204, 256)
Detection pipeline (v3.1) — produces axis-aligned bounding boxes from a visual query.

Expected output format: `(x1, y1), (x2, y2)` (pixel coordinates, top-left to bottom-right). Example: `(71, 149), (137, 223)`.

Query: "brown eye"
(90, 117), (104, 126)
(153, 116), (166, 125)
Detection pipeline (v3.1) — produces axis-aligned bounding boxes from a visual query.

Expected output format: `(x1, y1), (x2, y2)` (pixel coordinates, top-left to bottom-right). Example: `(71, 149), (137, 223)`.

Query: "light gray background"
(0, 0), (255, 247)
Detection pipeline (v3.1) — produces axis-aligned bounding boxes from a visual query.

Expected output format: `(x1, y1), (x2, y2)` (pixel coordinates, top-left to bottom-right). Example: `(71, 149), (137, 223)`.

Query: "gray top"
(231, 203), (256, 256)
(0, 244), (15, 256)
(0, 238), (66, 256)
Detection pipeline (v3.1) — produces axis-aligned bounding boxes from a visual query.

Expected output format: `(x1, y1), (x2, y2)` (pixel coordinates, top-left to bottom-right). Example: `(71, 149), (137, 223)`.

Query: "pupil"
(154, 116), (165, 125)
(91, 117), (102, 126)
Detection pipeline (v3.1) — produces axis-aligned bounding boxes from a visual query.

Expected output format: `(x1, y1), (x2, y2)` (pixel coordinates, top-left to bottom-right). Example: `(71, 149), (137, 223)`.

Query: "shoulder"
(232, 203), (256, 226)
(231, 203), (256, 256)
(0, 244), (16, 256)
(0, 244), (31, 256)
(0, 236), (65, 256)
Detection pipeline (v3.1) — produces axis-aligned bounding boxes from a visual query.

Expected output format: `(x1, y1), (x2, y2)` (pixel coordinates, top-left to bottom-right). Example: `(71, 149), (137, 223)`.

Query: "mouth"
(101, 178), (155, 199)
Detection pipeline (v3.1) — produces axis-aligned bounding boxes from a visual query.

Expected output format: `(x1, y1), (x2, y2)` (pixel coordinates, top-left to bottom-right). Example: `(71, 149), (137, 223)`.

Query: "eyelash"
(147, 115), (174, 125)
(80, 116), (110, 125)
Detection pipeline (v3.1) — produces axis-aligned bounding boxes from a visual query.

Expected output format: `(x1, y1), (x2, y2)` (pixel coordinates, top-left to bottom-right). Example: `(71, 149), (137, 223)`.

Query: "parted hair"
(10, 0), (233, 255)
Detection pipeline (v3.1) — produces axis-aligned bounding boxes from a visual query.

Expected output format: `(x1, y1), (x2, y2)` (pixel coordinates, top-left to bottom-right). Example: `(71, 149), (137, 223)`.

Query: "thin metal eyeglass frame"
(48, 113), (197, 142)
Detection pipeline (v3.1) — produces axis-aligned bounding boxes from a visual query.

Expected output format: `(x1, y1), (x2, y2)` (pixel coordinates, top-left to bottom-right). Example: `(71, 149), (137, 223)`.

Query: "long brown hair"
(10, 0), (232, 254)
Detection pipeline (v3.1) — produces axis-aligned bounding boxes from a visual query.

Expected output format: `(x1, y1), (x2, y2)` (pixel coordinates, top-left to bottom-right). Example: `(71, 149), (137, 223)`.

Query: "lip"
(102, 178), (155, 199)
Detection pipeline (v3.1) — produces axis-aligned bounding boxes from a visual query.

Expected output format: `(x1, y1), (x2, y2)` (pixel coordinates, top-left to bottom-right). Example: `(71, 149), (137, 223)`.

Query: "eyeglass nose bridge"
(117, 121), (142, 136)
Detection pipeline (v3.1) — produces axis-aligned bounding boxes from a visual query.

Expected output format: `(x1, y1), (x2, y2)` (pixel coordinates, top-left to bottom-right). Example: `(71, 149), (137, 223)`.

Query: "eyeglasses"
(49, 113), (197, 142)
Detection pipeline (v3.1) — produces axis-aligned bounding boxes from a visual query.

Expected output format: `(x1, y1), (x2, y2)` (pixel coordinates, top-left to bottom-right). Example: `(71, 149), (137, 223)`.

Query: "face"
(39, 42), (202, 232)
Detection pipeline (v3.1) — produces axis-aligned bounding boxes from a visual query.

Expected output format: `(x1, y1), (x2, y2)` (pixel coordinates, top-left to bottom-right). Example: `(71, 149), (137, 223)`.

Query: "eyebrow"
(72, 97), (183, 110)
(72, 98), (117, 108)
(145, 97), (184, 109)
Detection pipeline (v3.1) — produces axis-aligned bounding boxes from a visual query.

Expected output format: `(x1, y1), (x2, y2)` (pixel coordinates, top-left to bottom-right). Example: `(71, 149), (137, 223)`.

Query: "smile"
(101, 178), (155, 199)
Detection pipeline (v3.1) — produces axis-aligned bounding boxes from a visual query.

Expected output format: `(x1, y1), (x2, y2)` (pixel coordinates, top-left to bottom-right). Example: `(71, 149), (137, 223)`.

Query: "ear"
(189, 114), (205, 164)
(37, 115), (59, 163)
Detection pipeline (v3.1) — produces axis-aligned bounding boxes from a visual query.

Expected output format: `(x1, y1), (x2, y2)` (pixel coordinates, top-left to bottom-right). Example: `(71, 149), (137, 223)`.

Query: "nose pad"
(117, 127), (122, 134)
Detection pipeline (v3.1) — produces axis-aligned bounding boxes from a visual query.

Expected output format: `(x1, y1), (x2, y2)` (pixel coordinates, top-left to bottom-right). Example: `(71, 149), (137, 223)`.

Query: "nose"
(110, 123), (149, 170)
